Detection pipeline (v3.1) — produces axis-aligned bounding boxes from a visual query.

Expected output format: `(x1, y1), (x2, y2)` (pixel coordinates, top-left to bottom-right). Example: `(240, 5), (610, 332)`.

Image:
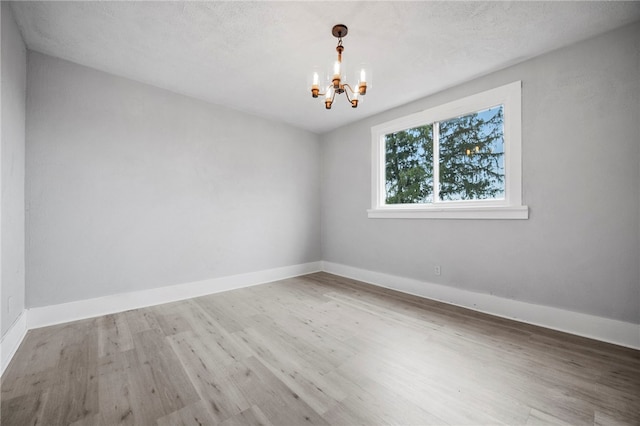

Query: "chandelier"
(310, 24), (370, 109)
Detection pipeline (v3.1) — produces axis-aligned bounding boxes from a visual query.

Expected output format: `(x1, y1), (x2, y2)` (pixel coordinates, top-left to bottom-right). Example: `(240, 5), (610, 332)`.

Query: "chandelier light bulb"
(332, 61), (342, 89)
(325, 88), (333, 109)
(310, 71), (320, 98)
(351, 91), (359, 108)
(357, 65), (370, 95)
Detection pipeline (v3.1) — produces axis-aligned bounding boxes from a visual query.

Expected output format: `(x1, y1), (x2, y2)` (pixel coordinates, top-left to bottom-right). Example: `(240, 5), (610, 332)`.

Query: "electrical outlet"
(434, 265), (441, 276)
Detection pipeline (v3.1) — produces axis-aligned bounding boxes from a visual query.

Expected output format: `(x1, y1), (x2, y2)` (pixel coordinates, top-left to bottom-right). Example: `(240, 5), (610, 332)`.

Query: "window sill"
(367, 205), (529, 220)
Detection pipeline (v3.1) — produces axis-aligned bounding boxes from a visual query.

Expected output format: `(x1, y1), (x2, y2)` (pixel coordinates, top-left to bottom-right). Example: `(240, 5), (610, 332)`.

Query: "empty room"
(1, 1), (639, 425)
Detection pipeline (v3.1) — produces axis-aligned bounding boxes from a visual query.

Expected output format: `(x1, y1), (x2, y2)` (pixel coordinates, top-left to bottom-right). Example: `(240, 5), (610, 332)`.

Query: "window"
(369, 81), (528, 219)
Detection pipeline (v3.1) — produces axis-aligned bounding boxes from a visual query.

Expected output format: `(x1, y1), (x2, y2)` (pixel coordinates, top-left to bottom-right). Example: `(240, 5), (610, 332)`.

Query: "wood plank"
(128, 329), (200, 417)
(38, 328), (99, 424)
(167, 331), (252, 423)
(94, 350), (137, 426)
(122, 308), (162, 335)
(0, 390), (49, 426)
(226, 356), (330, 425)
(156, 400), (217, 426)
(322, 376), (448, 426)
(233, 326), (348, 414)
(218, 405), (274, 426)
(97, 313), (134, 358)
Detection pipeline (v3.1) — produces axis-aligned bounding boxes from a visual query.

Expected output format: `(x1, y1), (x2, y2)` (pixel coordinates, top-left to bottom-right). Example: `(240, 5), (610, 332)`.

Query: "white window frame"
(369, 81), (528, 220)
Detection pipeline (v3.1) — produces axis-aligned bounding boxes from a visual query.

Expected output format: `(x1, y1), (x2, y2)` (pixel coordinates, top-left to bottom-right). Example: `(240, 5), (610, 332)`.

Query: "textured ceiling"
(10, 1), (640, 134)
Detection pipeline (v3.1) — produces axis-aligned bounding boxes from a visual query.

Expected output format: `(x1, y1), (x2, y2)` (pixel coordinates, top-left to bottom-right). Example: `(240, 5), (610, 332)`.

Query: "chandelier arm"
(321, 82), (335, 98)
(343, 84), (359, 108)
(343, 88), (352, 103)
(343, 84), (356, 95)
(324, 83), (334, 98)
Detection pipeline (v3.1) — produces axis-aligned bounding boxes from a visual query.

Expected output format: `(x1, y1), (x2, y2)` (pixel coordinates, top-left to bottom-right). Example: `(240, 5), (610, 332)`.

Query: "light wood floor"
(2, 272), (639, 425)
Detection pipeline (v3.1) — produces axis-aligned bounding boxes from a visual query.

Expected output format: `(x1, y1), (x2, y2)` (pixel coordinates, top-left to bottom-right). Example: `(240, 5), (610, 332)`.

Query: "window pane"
(384, 125), (433, 204)
(438, 106), (505, 201)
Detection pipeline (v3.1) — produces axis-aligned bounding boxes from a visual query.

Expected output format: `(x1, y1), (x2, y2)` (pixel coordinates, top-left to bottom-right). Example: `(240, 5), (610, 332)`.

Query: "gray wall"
(1, 2), (27, 337)
(321, 22), (640, 324)
(26, 52), (321, 308)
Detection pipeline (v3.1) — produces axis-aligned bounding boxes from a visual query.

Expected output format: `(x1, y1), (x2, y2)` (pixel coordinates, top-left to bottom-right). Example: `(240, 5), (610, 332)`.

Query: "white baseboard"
(1, 312), (28, 375)
(322, 261), (640, 350)
(28, 261), (322, 330)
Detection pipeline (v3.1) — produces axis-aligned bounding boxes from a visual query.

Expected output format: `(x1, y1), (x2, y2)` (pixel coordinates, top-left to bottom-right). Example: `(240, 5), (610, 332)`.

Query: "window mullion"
(432, 121), (440, 203)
